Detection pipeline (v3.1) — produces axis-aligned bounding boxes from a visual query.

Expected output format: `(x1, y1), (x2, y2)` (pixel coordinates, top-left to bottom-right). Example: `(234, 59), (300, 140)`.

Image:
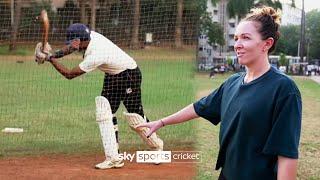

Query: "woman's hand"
(135, 120), (164, 138)
(136, 104), (198, 138)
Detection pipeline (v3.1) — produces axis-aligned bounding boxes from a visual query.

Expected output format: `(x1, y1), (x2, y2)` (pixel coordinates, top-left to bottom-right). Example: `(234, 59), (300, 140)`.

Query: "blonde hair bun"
(249, 6), (281, 26)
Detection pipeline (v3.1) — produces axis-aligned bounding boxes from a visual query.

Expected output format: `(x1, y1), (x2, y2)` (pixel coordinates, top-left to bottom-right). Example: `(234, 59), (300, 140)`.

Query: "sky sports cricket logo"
(118, 151), (202, 163)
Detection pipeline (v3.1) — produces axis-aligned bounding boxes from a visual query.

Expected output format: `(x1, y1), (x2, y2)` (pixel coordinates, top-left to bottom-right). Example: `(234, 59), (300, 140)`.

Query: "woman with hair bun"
(138, 6), (301, 180)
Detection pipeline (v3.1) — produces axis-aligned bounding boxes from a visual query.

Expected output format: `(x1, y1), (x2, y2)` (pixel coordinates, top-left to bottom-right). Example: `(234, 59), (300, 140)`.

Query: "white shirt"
(79, 31), (137, 75)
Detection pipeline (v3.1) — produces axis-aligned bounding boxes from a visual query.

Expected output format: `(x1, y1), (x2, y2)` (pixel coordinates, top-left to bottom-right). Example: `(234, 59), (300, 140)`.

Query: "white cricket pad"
(123, 112), (163, 151)
(95, 96), (119, 161)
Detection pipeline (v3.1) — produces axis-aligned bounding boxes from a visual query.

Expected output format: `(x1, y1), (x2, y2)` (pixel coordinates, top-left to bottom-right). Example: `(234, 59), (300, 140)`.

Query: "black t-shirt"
(193, 67), (302, 180)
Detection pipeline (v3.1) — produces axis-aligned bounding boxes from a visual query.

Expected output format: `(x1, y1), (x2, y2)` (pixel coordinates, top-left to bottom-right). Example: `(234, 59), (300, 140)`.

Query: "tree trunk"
(80, 0), (87, 24)
(175, 0), (183, 48)
(91, 0), (96, 30)
(131, 0), (140, 49)
(9, 0), (22, 51)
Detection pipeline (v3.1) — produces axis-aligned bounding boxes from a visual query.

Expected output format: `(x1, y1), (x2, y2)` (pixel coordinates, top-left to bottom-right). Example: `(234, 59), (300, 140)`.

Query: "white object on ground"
(2, 128), (24, 133)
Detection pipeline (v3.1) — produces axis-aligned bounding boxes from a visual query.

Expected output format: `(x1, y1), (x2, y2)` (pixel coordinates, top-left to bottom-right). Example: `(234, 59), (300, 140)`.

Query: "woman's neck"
(244, 57), (271, 83)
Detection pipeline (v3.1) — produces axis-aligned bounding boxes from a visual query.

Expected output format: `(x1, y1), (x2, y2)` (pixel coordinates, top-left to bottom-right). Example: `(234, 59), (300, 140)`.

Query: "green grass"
(0, 45), (34, 56)
(0, 48), (197, 157)
(292, 77), (320, 180)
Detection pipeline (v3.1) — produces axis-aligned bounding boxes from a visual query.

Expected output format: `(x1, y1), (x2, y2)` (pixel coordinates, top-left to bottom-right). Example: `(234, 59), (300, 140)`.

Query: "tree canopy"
(306, 9), (320, 59)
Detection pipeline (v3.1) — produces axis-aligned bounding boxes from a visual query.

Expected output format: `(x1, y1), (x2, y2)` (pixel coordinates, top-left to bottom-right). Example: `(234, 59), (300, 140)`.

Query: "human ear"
(263, 37), (274, 52)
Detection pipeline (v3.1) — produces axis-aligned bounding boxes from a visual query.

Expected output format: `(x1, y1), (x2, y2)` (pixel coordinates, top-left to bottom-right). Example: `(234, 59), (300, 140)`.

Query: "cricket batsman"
(34, 23), (163, 169)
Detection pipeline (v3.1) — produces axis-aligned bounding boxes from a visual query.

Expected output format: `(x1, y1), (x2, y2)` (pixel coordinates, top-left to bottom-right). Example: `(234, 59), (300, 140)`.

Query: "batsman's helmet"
(66, 23), (91, 44)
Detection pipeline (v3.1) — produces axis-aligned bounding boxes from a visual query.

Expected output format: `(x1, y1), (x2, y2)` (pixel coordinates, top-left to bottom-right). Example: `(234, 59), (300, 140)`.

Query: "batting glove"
(35, 42), (52, 64)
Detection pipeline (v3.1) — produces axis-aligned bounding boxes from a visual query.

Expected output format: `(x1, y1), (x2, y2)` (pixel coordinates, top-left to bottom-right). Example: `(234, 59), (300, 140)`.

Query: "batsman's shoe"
(154, 149), (163, 165)
(150, 138), (164, 164)
(95, 159), (124, 169)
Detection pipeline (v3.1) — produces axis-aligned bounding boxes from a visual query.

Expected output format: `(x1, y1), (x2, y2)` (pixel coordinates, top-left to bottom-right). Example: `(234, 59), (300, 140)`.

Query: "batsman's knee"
(95, 96), (113, 122)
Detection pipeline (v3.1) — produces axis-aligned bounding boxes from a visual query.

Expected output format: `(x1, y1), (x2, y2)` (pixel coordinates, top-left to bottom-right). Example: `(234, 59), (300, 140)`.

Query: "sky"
(280, 0), (320, 12)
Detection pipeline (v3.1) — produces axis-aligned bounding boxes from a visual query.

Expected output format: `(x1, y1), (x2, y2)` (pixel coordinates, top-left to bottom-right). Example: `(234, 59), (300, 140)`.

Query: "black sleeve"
(193, 82), (225, 125)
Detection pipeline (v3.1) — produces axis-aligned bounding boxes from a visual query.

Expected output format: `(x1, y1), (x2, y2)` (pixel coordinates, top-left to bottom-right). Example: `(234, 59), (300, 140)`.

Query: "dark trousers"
(101, 67), (148, 143)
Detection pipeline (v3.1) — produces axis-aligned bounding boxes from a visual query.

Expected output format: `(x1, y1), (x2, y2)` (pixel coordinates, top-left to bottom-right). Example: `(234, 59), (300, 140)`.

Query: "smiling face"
(234, 21), (273, 66)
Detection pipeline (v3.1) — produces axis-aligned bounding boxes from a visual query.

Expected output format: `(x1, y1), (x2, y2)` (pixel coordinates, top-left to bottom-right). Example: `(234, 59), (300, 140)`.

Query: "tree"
(131, 0), (140, 49)
(212, 0), (292, 19)
(79, 0), (88, 24)
(306, 10), (320, 59)
(227, 0), (283, 18)
(0, 2), (11, 41)
(279, 53), (289, 73)
(96, 0), (118, 40)
(56, 0), (80, 31)
(8, 0), (53, 48)
(199, 1), (225, 47)
(274, 25), (300, 56)
(9, 0), (22, 51)
(91, 0), (96, 30)
(175, 0), (183, 48)
(206, 22), (225, 47)
(204, 0), (289, 55)
(279, 53), (288, 66)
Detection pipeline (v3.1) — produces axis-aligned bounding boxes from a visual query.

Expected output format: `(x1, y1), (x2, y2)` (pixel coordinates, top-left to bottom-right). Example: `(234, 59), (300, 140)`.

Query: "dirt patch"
(0, 154), (195, 180)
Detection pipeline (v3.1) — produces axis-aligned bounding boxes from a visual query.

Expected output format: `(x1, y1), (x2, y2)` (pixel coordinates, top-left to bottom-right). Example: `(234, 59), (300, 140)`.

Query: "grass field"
(0, 48), (197, 157)
(0, 45), (32, 56)
(0, 47), (319, 179)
